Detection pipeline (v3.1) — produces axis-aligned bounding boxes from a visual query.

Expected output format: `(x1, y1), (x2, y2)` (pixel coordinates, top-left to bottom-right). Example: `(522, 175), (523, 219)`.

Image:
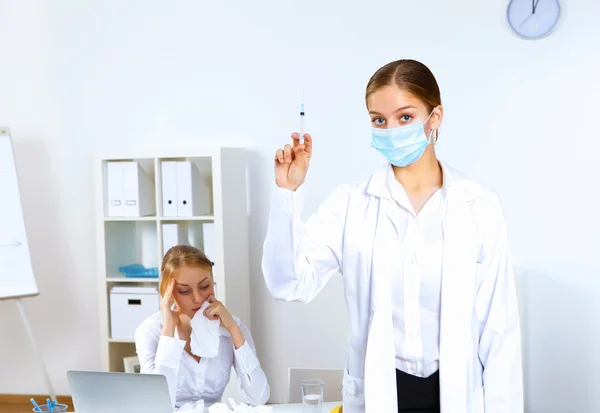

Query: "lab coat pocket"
(342, 369), (365, 413)
(470, 386), (484, 413)
(346, 337), (367, 378)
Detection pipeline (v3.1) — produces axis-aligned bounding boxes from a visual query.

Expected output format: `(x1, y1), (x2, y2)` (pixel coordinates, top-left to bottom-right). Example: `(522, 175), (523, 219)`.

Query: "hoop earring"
(429, 129), (438, 143)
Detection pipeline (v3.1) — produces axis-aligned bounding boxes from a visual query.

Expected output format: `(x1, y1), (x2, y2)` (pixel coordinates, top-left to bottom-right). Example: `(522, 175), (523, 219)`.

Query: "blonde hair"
(159, 245), (214, 297)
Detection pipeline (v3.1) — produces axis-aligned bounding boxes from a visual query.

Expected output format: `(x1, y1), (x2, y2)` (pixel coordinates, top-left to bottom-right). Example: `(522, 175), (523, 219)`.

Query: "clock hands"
(519, 13), (535, 28)
(508, 0), (561, 39)
(521, 0), (542, 28)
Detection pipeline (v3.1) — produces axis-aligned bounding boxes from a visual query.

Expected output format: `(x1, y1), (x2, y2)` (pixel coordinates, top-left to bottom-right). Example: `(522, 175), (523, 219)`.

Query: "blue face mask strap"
(424, 108), (434, 123)
(423, 106), (439, 126)
(424, 107), (439, 143)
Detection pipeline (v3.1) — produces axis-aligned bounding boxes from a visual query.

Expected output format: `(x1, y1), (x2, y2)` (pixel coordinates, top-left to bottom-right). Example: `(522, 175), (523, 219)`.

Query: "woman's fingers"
(275, 146), (293, 164)
(203, 302), (216, 316)
(275, 149), (284, 163)
(302, 133), (312, 154)
(291, 133), (311, 157)
(162, 279), (175, 308)
(291, 132), (300, 147)
(207, 307), (220, 320)
(283, 144), (292, 162)
(204, 306), (219, 320)
(203, 298), (222, 320)
(275, 132), (311, 166)
(173, 307), (184, 321)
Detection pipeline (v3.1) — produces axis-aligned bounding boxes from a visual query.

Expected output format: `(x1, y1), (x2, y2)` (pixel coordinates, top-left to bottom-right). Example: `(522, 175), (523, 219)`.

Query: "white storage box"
(161, 161), (212, 217)
(202, 223), (216, 264)
(176, 161), (212, 217)
(162, 222), (190, 256)
(106, 161), (155, 217)
(110, 286), (160, 340)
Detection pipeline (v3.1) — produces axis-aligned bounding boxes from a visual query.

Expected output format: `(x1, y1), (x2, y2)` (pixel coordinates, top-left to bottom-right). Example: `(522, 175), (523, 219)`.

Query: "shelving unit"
(94, 148), (251, 378)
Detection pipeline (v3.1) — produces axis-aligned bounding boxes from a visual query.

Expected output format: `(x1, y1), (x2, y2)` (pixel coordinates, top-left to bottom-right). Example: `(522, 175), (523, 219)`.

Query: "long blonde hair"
(159, 245), (214, 297)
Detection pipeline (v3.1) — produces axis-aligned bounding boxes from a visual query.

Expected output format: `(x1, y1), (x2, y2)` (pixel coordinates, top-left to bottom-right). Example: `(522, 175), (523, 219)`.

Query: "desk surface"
(70, 402), (341, 413)
(271, 402), (339, 412)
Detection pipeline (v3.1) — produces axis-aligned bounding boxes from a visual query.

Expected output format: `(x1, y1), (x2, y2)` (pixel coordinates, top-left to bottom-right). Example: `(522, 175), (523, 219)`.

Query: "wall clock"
(507, 0), (561, 40)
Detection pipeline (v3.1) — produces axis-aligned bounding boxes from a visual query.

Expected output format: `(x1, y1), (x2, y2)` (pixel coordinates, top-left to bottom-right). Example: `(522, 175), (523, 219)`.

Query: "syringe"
(299, 90), (305, 145)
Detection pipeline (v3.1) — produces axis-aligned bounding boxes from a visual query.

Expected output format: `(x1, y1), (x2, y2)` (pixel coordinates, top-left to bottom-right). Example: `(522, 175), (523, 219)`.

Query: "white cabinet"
(94, 148), (251, 377)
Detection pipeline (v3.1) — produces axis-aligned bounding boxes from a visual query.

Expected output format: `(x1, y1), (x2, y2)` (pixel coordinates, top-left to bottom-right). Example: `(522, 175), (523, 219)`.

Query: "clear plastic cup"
(301, 379), (324, 413)
(33, 403), (69, 413)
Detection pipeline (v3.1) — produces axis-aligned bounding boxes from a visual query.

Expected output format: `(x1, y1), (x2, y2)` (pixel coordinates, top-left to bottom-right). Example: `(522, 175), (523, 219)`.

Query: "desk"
(271, 402), (339, 412)
(70, 402), (341, 413)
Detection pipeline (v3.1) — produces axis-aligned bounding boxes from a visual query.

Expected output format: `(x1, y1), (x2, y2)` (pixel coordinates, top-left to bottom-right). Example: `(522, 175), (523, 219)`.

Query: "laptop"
(67, 370), (173, 413)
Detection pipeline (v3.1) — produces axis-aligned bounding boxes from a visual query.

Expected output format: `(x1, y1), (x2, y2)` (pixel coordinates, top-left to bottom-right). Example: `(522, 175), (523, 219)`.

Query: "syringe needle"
(299, 90), (305, 145)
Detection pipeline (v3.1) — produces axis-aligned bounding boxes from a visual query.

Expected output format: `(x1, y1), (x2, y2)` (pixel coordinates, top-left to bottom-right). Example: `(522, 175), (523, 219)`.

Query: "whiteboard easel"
(0, 128), (57, 401)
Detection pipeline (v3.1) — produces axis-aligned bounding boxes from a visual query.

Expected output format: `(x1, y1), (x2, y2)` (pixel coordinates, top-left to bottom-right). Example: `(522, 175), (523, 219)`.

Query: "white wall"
(0, 0), (599, 410)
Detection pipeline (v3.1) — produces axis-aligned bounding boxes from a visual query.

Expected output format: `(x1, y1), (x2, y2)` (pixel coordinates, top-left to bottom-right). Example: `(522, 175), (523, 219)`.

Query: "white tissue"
(190, 301), (221, 358)
(175, 399), (204, 413)
(207, 403), (231, 413)
(207, 398), (273, 413)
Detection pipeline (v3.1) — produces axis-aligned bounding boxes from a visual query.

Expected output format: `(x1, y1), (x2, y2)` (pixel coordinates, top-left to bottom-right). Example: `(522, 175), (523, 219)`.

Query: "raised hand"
(160, 279), (181, 337)
(274, 132), (312, 191)
(203, 295), (235, 330)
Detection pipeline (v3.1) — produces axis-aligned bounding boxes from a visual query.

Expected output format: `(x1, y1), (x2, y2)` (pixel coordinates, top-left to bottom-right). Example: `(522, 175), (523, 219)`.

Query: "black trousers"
(396, 369), (441, 413)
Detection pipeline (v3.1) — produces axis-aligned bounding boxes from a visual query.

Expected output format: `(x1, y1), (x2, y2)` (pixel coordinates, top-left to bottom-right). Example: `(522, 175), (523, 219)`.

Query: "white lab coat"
(262, 162), (523, 413)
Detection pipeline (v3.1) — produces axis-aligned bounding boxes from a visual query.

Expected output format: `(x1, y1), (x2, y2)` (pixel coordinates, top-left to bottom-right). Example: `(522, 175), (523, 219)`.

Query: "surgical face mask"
(370, 110), (436, 167)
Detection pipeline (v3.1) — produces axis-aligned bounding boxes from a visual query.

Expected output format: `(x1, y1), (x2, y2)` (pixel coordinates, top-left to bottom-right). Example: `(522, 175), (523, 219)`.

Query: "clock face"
(507, 0), (561, 40)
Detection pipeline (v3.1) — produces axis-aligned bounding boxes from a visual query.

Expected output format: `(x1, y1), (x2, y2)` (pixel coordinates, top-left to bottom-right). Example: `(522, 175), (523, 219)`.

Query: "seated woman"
(135, 245), (270, 409)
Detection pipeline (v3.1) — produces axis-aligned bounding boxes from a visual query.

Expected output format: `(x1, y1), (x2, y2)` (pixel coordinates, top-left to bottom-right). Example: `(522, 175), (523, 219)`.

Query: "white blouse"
(386, 165), (446, 379)
(134, 312), (270, 409)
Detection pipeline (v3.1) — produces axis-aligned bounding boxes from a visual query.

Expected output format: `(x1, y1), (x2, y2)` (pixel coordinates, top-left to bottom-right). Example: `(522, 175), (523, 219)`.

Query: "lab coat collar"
(365, 165), (392, 199)
(366, 161), (476, 204)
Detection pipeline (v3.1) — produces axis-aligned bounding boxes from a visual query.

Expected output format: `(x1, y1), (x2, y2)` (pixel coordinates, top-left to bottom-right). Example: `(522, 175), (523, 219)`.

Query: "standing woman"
(262, 59), (523, 413)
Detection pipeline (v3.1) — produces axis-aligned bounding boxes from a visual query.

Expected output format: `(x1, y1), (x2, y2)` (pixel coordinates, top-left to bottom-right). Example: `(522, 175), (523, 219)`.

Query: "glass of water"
(302, 379), (324, 413)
